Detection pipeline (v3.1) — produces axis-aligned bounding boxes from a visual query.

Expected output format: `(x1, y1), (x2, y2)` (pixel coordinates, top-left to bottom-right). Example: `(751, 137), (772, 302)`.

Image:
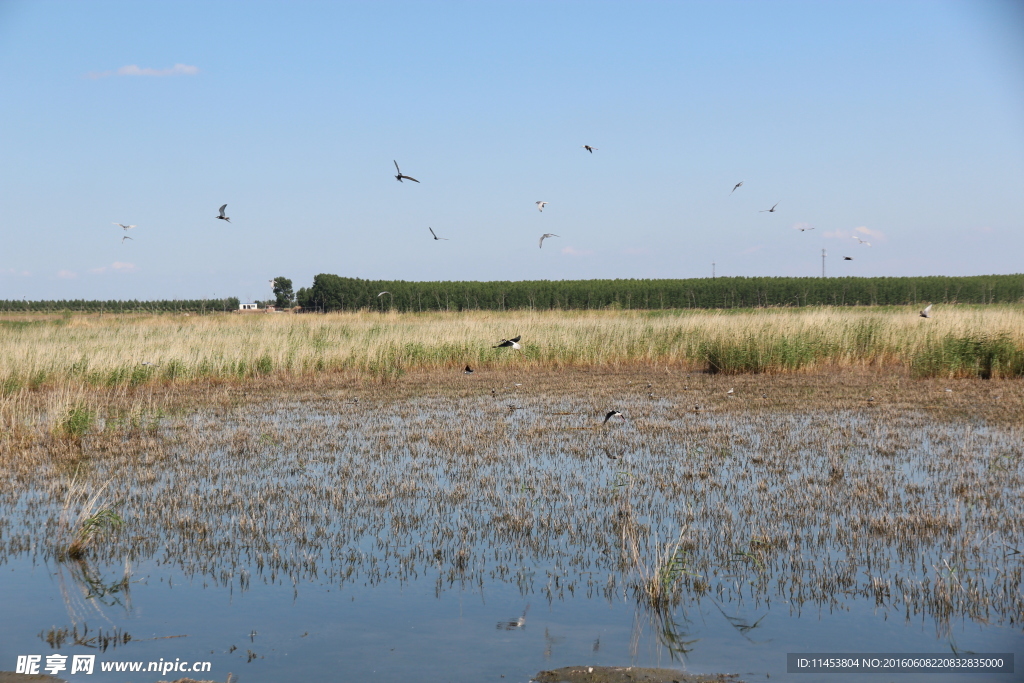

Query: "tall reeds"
(0, 305), (1021, 390)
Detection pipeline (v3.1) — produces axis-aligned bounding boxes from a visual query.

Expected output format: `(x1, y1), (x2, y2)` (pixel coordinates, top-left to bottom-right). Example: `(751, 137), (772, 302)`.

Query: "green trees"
(291, 273), (1024, 312)
(2, 273), (1022, 314)
(271, 277), (294, 309)
(0, 297), (241, 313)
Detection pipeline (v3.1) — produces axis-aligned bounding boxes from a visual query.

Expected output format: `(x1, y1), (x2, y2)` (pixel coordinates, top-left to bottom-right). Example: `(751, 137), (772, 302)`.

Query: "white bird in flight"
(794, 225), (815, 232)
(535, 201), (548, 212)
(121, 236), (133, 244)
(920, 304), (933, 319)
(853, 236), (871, 246)
(539, 233), (559, 248)
(113, 223), (136, 231)
(377, 291), (391, 297)
(217, 205), (230, 223)
(603, 410), (625, 424)
(428, 227), (448, 241)
(730, 181), (743, 195)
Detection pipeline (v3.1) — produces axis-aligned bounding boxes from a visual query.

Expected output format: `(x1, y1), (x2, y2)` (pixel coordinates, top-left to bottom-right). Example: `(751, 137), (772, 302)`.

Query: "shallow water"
(1, 381), (1022, 682)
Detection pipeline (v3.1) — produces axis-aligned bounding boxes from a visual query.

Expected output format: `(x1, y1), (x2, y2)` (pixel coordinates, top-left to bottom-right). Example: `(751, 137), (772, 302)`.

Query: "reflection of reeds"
(1, 306), (1023, 391)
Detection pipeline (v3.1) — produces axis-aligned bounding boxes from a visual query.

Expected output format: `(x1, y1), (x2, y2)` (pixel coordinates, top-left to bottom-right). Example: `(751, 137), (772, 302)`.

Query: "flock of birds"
(111, 147), (877, 266)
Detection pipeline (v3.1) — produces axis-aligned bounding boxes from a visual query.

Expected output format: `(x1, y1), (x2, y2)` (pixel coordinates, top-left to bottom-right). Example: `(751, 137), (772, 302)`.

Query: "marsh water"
(1, 372), (1021, 682)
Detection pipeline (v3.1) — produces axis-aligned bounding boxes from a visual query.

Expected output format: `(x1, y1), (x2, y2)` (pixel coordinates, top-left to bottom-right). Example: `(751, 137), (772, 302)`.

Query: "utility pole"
(712, 262), (716, 279)
(821, 249), (827, 278)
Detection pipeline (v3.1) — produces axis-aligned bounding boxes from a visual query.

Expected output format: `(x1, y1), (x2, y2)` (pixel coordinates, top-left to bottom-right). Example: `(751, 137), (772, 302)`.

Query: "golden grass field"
(2, 305), (1023, 394)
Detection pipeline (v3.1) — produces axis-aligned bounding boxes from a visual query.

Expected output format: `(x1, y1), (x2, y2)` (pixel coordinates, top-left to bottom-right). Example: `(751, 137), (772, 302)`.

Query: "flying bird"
(121, 236), (133, 243)
(536, 201), (548, 212)
(795, 225), (815, 232)
(113, 223), (136, 231)
(920, 304), (933, 319)
(393, 160), (419, 183)
(730, 181), (744, 195)
(216, 205), (230, 223)
(759, 202), (780, 213)
(853, 236), (871, 246)
(494, 335), (521, 350)
(463, 365), (474, 374)
(603, 410), (625, 424)
(582, 145), (598, 154)
(843, 256), (853, 260)
(539, 233), (559, 248)
(428, 227), (448, 241)
(377, 291), (391, 297)
(727, 388), (734, 396)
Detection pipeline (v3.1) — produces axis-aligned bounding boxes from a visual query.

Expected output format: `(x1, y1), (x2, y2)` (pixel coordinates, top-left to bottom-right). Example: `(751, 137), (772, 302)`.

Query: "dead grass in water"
(0, 366), (1021, 642)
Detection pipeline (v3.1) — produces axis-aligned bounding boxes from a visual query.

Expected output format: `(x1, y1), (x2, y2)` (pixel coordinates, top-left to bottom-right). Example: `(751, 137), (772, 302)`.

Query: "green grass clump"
(913, 333), (1024, 379)
(57, 404), (95, 440)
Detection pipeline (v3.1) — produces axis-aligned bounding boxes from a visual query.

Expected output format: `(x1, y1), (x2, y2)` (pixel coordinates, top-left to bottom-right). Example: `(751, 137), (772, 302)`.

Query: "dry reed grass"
(1, 306), (1022, 395)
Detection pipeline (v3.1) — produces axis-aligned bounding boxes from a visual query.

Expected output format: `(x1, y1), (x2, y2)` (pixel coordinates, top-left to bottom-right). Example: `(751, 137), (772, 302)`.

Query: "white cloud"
(561, 246), (595, 256)
(0, 268), (31, 277)
(853, 226), (886, 242)
(56, 270), (77, 279)
(89, 262), (138, 275)
(86, 63), (199, 79)
(824, 226), (886, 242)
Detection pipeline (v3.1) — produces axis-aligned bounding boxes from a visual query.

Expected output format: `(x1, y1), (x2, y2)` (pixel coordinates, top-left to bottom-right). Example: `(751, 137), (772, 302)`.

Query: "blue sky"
(1, 0), (1022, 301)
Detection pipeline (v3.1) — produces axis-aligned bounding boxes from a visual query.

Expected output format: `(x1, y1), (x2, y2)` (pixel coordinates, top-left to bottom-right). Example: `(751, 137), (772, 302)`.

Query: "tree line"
(5, 273), (1021, 314)
(295, 273), (1024, 312)
(0, 298), (241, 313)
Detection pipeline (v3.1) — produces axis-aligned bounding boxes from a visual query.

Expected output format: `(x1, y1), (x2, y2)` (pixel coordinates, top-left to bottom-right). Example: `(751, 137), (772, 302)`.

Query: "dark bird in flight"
(730, 181), (744, 195)
(216, 204), (231, 223)
(464, 365), (474, 374)
(603, 410), (625, 424)
(394, 160), (419, 183)
(843, 256), (853, 260)
(582, 145), (598, 154)
(759, 202), (779, 213)
(428, 227), (448, 241)
(121, 236), (133, 243)
(494, 335), (521, 350)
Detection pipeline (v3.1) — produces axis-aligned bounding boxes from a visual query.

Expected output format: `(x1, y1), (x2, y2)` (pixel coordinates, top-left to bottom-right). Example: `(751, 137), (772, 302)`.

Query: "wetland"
(0, 309), (1022, 682)
(0, 369), (1021, 682)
